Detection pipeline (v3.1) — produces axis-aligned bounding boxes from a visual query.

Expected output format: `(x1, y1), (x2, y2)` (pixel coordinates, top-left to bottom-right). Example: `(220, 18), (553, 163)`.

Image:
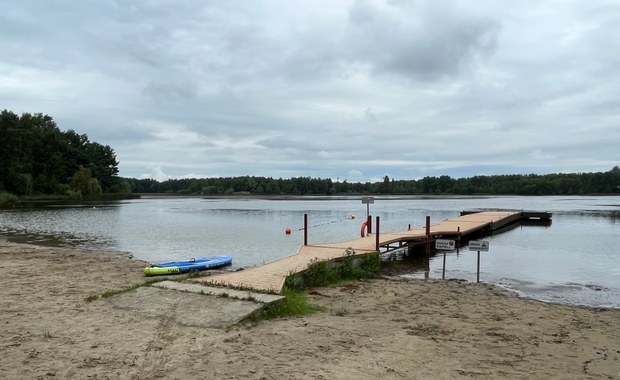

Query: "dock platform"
(196, 210), (550, 293)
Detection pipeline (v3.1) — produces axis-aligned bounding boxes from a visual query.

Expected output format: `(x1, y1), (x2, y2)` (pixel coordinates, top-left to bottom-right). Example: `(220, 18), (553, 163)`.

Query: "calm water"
(1, 195), (619, 308)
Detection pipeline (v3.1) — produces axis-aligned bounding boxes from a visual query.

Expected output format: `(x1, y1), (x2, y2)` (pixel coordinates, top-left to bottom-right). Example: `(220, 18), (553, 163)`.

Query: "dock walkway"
(196, 211), (540, 293)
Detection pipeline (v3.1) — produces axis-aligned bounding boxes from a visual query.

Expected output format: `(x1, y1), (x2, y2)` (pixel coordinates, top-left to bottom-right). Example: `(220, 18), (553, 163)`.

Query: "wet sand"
(1, 239), (619, 379)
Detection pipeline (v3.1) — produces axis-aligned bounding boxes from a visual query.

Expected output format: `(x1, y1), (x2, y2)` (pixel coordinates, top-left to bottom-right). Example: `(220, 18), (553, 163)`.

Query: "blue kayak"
(155, 256), (232, 268)
(144, 255), (233, 276)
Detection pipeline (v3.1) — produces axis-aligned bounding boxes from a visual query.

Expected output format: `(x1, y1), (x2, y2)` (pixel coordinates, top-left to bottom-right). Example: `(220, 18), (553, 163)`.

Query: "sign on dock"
(435, 239), (456, 250)
(361, 197), (374, 204)
(469, 240), (489, 251)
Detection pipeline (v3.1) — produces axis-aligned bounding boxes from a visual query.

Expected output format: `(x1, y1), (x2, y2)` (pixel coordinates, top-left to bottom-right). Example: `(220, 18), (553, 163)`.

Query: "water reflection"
(381, 248), (429, 276)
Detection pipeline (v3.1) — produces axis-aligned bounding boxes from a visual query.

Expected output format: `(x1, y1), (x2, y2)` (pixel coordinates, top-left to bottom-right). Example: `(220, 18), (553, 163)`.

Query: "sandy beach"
(1, 239), (619, 379)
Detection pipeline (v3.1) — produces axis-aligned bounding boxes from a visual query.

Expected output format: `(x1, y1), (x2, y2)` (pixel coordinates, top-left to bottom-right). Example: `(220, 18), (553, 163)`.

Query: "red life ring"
(360, 221), (368, 237)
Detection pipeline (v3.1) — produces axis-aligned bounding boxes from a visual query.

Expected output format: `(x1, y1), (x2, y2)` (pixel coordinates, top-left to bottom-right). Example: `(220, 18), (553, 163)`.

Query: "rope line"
(295, 215), (356, 231)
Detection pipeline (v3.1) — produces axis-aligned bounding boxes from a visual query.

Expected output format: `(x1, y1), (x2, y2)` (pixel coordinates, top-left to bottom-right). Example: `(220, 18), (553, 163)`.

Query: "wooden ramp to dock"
(195, 211), (528, 293)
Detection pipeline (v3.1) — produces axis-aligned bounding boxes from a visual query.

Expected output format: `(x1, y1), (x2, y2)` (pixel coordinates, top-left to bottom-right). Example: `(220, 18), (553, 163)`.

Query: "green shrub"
(284, 249), (380, 292)
(66, 189), (82, 200)
(241, 289), (322, 325)
(0, 192), (19, 208)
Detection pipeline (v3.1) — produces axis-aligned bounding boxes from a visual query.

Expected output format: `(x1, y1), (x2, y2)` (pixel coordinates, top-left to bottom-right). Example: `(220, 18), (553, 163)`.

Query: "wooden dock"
(196, 210), (550, 293)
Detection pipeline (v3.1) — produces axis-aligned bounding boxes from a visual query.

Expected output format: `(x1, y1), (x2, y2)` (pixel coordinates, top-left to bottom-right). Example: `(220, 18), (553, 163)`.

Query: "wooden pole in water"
(425, 216), (431, 258)
(304, 213), (308, 246)
(425, 216), (431, 280)
(442, 250), (446, 280)
(375, 216), (380, 251)
(368, 214), (372, 234)
(476, 250), (481, 283)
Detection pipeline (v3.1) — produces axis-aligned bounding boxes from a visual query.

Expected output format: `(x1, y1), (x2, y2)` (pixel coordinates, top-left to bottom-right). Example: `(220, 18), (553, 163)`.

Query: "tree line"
(2, 109), (618, 199)
(0, 110), (127, 198)
(126, 167), (620, 196)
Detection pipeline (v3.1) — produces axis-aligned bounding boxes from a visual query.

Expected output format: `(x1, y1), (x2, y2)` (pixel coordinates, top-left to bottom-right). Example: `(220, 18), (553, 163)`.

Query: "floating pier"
(196, 210), (551, 293)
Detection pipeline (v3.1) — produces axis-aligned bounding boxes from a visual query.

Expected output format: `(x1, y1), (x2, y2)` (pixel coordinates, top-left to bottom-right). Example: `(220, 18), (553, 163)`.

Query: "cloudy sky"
(1, 0), (618, 182)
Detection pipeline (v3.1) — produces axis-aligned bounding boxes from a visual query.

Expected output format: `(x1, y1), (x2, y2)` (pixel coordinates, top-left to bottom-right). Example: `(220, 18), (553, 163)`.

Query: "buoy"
(285, 228), (292, 235)
(360, 221), (368, 237)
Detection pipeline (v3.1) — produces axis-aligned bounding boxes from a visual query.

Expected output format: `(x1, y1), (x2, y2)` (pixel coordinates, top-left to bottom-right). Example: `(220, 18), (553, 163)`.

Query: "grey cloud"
(142, 80), (198, 101)
(345, 0), (500, 80)
(1, 0), (618, 182)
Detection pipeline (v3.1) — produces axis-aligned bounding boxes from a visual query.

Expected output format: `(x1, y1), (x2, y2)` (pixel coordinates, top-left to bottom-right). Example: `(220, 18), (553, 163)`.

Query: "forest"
(127, 167), (620, 196)
(0, 110), (128, 199)
(2, 110), (619, 201)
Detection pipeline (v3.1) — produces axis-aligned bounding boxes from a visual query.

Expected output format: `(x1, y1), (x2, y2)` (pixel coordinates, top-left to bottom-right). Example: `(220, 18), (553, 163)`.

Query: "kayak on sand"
(144, 255), (233, 276)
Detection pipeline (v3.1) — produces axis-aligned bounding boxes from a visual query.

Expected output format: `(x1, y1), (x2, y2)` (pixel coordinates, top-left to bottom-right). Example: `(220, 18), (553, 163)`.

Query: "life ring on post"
(360, 221), (368, 237)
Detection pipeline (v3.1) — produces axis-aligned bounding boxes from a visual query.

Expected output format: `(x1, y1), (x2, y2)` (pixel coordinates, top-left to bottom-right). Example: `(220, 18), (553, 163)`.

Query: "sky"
(1, 0), (619, 182)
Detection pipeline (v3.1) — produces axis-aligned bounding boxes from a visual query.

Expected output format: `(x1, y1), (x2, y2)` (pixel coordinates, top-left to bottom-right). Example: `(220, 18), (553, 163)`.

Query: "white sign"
(469, 240), (490, 251)
(361, 197), (375, 204)
(435, 239), (456, 250)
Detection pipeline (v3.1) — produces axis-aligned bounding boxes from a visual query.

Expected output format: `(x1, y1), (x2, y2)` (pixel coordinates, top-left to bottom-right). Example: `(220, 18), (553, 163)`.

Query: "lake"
(1, 195), (619, 308)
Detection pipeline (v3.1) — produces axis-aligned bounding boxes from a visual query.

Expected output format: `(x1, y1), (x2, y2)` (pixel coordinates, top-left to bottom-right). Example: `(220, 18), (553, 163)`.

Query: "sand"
(0, 239), (619, 379)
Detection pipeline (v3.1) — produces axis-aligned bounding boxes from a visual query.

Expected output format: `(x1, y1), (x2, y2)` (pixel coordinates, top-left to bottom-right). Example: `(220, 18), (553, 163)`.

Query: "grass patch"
(184, 270), (212, 279)
(101, 283), (144, 299)
(284, 248), (381, 292)
(240, 289), (322, 327)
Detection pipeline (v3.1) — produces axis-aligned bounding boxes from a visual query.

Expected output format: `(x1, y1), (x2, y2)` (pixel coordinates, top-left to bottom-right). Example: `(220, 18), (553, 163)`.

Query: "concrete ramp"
(108, 283), (281, 329)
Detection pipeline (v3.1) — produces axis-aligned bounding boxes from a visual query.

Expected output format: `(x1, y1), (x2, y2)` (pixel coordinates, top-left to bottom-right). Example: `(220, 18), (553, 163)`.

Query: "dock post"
(442, 251), (446, 280)
(367, 215), (372, 234)
(476, 250), (480, 283)
(425, 216), (431, 258)
(375, 216), (380, 251)
(304, 213), (308, 246)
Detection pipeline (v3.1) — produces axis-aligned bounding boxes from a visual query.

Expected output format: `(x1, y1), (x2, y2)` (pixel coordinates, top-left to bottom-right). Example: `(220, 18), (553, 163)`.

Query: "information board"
(469, 240), (490, 251)
(435, 239), (456, 250)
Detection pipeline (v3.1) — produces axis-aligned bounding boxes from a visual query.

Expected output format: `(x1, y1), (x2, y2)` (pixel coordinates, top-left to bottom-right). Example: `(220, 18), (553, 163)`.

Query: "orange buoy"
(360, 221), (368, 237)
(285, 228), (292, 235)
